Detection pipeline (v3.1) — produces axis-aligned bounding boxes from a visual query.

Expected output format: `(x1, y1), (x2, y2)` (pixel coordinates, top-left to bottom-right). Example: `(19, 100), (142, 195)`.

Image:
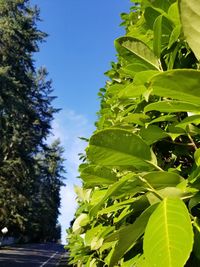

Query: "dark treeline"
(0, 0), (65, 242)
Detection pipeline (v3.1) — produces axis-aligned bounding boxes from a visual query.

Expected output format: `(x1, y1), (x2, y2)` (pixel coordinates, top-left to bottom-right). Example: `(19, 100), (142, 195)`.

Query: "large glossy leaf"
(144, 198), (193, 267)
(150, 70), (200, 105)
(153, 14), (173, 57)
(81, 165), (118, 186)
(179, 0), (200, 60)
(115, 37), (160, 70)
(142, 171), (183, 189)
(144, 100), (200, 113)
(106, 204), (158, 267)
(87, 128), (154, 169)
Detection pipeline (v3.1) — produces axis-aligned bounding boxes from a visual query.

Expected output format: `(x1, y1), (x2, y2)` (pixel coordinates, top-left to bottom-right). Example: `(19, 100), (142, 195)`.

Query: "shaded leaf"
(140, 125), (169, 145)
(106, 204), (158, 267)
(194, 148), (200, 167)
(142, 171), (183, 189)
(87, 128), (153, 169)
(81, 165), (118, 186)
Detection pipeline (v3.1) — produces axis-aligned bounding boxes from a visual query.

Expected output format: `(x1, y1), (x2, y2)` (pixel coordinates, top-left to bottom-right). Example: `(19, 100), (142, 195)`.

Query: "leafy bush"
(67, 1), (200, 266)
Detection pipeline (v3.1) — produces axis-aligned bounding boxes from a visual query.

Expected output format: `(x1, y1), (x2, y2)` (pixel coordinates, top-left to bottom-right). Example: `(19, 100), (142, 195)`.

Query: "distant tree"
(29, 139), (65, 242)
(0, 0), (65, 240)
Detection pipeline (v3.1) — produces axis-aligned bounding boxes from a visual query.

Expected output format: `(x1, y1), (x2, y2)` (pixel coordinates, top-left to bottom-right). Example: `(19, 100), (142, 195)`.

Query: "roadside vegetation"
(67, 0), (200, 266)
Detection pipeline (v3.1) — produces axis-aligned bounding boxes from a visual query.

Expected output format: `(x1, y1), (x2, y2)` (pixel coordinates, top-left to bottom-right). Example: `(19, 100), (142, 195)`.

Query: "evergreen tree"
(29, 139), (65, 242)
(0, 0), (65, 241)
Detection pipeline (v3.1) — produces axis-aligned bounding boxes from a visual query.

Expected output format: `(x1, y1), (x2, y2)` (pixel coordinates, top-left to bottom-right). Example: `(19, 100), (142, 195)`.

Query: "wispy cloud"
(49, 109), (94, 243)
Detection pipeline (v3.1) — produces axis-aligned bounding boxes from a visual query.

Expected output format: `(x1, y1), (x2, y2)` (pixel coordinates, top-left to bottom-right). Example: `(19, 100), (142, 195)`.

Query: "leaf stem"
(149, 161), (164, 171)
(138, 176), (163, 201)
(187, 133), (198, 150)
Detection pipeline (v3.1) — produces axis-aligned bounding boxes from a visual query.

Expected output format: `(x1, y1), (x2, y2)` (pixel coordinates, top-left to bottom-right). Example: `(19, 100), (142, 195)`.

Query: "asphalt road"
(0, 243), (66, 267)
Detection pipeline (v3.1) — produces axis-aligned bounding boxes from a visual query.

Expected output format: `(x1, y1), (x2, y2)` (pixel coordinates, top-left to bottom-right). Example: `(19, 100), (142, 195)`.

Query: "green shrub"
(67, 1), (200, 266)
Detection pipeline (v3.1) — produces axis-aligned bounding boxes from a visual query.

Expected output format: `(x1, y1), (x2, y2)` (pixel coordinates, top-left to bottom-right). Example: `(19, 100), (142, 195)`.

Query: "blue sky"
(31, 0), (132, 243)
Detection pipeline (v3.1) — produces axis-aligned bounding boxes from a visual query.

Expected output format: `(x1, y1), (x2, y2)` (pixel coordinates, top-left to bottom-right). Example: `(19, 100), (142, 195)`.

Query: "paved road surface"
(0, 243), (66, 267)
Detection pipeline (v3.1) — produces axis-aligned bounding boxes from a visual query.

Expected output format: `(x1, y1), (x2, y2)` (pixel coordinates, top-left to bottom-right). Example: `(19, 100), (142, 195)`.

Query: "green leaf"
(106, 204), (158, 267)
(72, 213), (89, 234)
(123, 113), (150, 126)
(140, 125), (169, 145)
(98, 195), (149, 216)
(188, 193), (200, 212)
(142, 171), (183, 189)
(153, 14), (173, 56)
(144, 198), (193, 267)
(148, 114), (177, 125)
(81, 165), (118, 186)
(87, 128), (154, 169)
(147, 187), (191, 204)
(89, 173), (134, 216)
(194, 148), (200, 167)
(115, 37), (160, 70)
(98, 198), (137, 215)
(167, 125), (186, 141)
(118, 70), (158, 99)
(121, 254), (148, 267)
(150, 70), (200, 105)
(120, 63), (150, 78)
(153, 15), (163, 57)
(168, 25), (181, 49)
(175, 115), (200, 129)
(168, 2), (180, 26)
(193, 220), (200, 260)
(85, 225), (114, 250)
(144, 100), (200, 113)
(179, 0), (200, 60)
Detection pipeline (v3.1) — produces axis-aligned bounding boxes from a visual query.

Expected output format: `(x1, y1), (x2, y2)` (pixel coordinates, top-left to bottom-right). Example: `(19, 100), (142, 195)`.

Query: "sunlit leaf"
(144, 101), (200, 113)
(144, 198), (193, 267)
(150, 70), (200, 105)
(115, 36), (160, 69)
(179, 0), (200, 60)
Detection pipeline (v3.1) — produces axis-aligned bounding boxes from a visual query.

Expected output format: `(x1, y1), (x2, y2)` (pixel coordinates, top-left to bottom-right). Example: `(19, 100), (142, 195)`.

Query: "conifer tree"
(0, 0), (65, 241)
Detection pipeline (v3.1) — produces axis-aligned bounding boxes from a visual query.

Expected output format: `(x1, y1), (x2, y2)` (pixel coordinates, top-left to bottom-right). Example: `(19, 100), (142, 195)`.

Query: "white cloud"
(49, 109), (94, 243)
(59, 185), (77, 244)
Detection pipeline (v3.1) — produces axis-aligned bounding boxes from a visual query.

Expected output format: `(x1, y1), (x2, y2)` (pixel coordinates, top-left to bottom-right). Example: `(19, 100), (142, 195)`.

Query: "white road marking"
(40, 251), (58, 267)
